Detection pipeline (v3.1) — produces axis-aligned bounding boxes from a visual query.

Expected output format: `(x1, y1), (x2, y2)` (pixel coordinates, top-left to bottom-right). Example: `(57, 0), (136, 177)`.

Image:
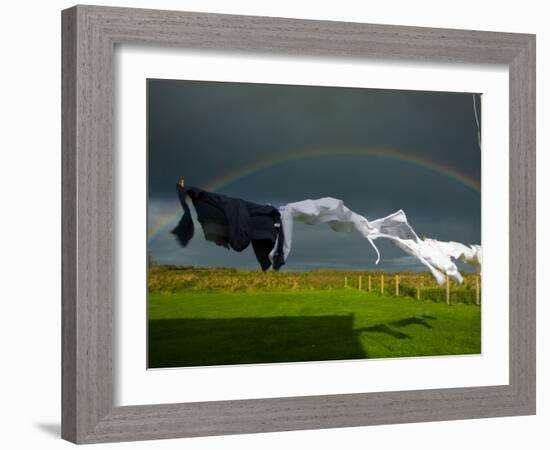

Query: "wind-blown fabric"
(268, 197), (380, 264)
(172, 187), (480, 284)
(428, 240), (482, 270)
(271, 199), (468, 285)
(171, 185), (285, 271)
(367, 210), (464, 284)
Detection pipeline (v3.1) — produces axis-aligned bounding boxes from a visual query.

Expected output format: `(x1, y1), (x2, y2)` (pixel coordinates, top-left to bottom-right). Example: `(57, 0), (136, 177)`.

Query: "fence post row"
(340, 272), (479, 305)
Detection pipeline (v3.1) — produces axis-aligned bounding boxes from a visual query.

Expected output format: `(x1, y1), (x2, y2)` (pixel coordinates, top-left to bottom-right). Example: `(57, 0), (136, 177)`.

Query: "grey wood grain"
(61, 7), (77, 443)
(61, 4), (536, 444)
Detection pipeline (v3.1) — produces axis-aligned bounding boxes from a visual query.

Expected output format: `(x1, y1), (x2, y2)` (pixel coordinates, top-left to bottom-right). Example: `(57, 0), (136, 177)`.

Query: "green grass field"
(148, 289), (481, 368)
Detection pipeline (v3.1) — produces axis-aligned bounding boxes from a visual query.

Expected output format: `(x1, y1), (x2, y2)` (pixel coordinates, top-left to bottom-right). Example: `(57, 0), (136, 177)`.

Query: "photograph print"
(147, 79), (482, 369)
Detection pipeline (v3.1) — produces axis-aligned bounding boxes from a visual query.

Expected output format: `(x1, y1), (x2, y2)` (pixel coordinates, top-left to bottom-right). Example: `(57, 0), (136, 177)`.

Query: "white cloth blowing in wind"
(269, 197), (381, 264)
(269, 197), (479, 285)
(368, 210), (464, 284)
(428, 240), (482, 270)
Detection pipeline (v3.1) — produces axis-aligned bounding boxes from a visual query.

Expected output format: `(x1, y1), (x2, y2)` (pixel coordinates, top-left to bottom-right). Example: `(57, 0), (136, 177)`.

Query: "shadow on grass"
(355, 315), (437, 340)
(390, 314), (436, 329)
(355, 324), (411, 339)
(149, 314), (367, 368)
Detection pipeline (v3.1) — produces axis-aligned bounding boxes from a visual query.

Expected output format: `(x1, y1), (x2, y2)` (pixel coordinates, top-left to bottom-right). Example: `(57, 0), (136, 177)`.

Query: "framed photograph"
(62, 5), (536, 444)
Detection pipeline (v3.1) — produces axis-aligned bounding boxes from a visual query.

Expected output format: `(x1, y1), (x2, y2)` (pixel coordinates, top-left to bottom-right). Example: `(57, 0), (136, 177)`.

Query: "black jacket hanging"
(171, 184), (285, 271)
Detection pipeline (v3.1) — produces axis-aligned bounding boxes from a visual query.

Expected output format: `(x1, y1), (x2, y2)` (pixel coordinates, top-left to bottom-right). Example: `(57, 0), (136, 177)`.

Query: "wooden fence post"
(446, 275), (450, 305)
(344, 275), (348, 288)
(476, 273), (480, 305)
(395, 274), (399, 296)
(368, 275), (371, 293)
(381, 274), (384, 294)
(416, 275), (420, 300)
(358, 275), (362, 291)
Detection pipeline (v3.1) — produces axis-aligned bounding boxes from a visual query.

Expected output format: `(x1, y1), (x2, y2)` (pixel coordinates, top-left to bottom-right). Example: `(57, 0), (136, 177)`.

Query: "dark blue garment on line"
(171, 184), (285, 271)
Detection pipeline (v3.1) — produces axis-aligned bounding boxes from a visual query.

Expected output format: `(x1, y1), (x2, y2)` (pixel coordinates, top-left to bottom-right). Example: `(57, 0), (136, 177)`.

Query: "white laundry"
(269, 198), (477, 285)
(428, 240), (482, 270)
(368, 210), (463, 285)
(268, 197), (380, 263)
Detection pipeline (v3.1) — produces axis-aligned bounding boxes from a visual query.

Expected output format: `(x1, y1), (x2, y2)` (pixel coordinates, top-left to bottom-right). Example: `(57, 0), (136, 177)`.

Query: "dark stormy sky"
(147, 79), (481, 272)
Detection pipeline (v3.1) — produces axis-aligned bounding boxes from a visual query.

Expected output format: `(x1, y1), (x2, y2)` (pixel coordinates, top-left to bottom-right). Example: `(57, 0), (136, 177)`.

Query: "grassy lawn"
(148, 289), (481, 368)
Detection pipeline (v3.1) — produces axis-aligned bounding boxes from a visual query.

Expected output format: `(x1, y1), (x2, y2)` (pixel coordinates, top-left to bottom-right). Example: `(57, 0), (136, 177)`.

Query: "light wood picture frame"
(61, 5), (536, 444)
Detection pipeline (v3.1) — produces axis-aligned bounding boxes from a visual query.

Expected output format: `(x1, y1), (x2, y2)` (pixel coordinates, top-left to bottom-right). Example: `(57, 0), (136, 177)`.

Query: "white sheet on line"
(269, 198), (480, 285)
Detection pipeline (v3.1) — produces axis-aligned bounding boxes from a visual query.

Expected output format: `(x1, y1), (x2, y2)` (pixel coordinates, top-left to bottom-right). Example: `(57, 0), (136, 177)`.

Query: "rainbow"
(148, 146), (481, 242)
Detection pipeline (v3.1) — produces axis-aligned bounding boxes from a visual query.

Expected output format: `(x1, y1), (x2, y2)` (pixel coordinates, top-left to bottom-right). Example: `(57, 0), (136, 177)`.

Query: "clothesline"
(172, 185), (481, 285)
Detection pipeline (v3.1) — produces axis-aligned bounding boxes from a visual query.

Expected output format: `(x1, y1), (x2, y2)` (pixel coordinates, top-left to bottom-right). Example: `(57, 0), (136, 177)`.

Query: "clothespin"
(179, 178), (185, 188)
